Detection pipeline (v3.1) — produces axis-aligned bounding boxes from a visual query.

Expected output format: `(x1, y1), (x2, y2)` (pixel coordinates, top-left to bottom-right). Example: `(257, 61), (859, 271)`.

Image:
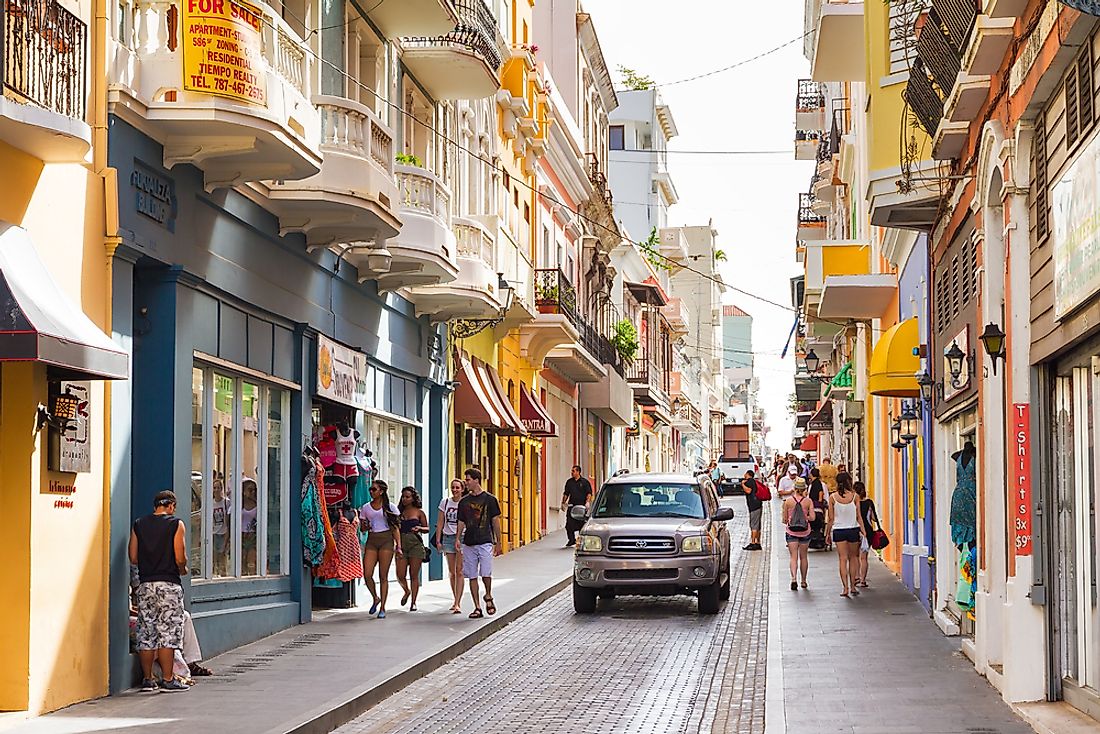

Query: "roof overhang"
(818, 274), (898, 320)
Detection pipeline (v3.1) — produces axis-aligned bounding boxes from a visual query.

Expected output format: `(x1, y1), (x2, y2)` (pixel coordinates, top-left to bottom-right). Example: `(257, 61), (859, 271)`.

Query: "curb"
(274, 574), (572, 734)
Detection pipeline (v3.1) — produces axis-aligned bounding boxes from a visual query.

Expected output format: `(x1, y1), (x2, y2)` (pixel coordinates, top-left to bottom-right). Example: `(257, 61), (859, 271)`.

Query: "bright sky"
(584, 0), (813, 453)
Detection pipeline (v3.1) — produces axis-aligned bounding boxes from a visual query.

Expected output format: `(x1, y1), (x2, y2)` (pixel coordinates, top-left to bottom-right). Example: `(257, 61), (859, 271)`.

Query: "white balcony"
(818, 273), (897, 320)
(944, 75), (992, 123)
(372, 164), (458, 289)
(982, 0), (1027, 16)
(662, 297), (690, 336)
(580, 367), (633, 427)
(109, 0), (321, 189)
(366, 0), (458, 39)
(400, 0), (506, 100)
(962, 16), (1015, 76)
(262, 96), (399, 247)
(795, 133), (822, 160)
(933, 120), (969, 161)
(409, 215), (502, 320)
(807, 0), (865, 82)
(659, 227), (689, 262)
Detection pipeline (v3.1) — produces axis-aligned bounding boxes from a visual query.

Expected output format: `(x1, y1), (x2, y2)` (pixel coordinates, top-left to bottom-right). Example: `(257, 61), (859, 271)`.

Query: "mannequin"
(326, 418), (361, 502)
(949, 439), (977, 614)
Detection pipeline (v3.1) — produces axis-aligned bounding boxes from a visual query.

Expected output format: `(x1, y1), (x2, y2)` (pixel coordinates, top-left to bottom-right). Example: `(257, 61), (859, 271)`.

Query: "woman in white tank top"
(826, 472), (867, 597)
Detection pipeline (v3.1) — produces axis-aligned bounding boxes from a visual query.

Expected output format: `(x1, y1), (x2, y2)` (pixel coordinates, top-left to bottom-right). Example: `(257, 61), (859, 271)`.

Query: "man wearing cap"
(129, 490), (189, 693)
(778, 463), (799, 499)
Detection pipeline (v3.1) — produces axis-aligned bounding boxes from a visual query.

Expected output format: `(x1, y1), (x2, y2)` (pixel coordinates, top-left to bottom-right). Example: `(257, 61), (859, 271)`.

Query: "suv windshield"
(592, 482), (704, 519)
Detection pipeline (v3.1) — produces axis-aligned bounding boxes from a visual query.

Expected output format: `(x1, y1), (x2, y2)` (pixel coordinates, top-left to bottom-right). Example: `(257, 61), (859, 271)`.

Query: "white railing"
(395, 164), (451, 224)
(453, 216), (494, 265)
(314, 95), (394, 175)
(268, 17), (308, 97)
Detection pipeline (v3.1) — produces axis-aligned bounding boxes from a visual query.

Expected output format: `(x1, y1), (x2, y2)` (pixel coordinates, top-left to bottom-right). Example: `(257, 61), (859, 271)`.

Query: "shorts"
(329, 462), (359, 479)
(441, 533), (458, 554)
(401, 532), (426, 560)
(213, 533), (228, 554)
(785, 532), (811, 544)
(364, 530), (395, 551)
(832, 527), (861, 544)
(748, 508), (763, 531)
(462, 542), (495, 579)
(134, 581), (185, 651)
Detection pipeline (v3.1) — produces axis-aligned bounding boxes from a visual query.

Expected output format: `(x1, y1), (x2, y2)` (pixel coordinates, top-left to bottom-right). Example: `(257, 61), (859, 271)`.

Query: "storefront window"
(193, 364), (290, 580)
(360, 413), (418, 493)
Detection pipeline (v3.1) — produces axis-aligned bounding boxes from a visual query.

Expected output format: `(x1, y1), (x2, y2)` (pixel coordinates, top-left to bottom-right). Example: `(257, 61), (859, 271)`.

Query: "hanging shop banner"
(317, 335), (368, 410)
(1052, 125), (1100, 319)
(182, 0), (267, 105)
(1012, 403), (1034, 556)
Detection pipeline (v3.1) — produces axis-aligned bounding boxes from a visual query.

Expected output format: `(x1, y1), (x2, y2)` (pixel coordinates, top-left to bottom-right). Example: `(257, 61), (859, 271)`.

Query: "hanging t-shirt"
(212, 497), (230, 535)
(457, 492), (501, 547)
(439, 497), (460, 535)
(332, 427), (357, 466)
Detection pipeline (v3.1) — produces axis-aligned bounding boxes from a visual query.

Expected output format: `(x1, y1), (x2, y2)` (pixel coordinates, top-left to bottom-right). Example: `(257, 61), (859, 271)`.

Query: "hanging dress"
(334, 514), (364, 581)
(949, 452), (978, 612)
(314, 459), (338, 576)
(301, 458), (327, 568)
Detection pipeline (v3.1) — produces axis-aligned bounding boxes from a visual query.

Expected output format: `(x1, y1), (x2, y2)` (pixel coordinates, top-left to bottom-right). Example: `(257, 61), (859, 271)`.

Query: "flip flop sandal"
(484, 596), (496, 615)
(451, 608), (462, 614)
(469, 609), (484, 619)
(188, 663), (214, 677)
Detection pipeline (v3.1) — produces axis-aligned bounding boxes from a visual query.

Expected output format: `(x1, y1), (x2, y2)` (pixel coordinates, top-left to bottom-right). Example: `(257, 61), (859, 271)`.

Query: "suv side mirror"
(569, 505), (589, 522)
(711, 507), (734, 522)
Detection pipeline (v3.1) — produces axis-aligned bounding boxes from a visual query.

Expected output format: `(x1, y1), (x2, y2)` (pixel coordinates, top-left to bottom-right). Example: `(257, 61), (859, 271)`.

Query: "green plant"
(639, 227), (672, 272)
(537, 283), (559, 301)
(618, 65), (654, 91)
(714, 249), (728, 262)
(611, 319), (639, 361)
(395, 152), (423, 167)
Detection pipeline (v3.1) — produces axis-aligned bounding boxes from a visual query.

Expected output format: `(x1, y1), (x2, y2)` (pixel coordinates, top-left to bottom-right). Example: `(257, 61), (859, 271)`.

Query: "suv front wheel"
(573, 580), (598, 614)
(698, 577), (722, 614)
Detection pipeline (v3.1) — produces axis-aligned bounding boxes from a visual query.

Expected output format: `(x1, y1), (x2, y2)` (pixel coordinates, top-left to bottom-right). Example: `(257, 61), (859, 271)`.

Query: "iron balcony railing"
(796, 78), (825, 110)
(916, 8), (962, 93)
(904, 58), (944, 136)
(625, 310), (670, 396)
(534, 268), (578, 325)
(799, 192), (826, 225)
(2, 0), (87, 120)
(933, 0), (977, 55)
(403, 0), (505, 72)
(828, 106), (850, 158)
(585, 152), (614, 208)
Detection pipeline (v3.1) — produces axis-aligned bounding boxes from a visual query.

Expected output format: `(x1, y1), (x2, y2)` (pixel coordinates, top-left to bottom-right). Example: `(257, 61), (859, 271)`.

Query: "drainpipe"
(925, 231), (937, 614)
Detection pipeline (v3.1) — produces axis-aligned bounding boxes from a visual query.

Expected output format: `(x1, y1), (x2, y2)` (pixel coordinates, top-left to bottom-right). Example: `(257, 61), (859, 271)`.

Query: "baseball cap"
(788, 465), (798, 475)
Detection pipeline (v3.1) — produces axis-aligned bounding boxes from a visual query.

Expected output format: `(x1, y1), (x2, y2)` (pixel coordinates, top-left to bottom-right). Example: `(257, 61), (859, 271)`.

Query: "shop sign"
(49, 381), (91, 474)
(1012, 403), (1034, 556)
(317, 335), (368, 410)
(1052, 123), (1100, 319)
(131, 164), (176, 232)
(182, 0), (267, 105)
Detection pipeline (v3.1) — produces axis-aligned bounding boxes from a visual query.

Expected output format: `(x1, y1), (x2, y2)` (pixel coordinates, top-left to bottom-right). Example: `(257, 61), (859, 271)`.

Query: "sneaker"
(158, 678), (189, 693)
(565, 540), (576, 547)
(377, 610), (386, 619)
(139, 678), (160, 693)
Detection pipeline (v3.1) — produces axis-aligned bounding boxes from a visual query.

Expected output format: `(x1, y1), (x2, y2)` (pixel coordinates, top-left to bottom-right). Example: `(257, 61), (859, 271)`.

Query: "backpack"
(754, 479), (771, 502)
(787, 497), (809, 532)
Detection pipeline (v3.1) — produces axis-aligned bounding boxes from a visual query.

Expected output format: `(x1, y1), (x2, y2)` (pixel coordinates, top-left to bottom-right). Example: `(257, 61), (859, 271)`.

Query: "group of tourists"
(738, 454), (887, 597)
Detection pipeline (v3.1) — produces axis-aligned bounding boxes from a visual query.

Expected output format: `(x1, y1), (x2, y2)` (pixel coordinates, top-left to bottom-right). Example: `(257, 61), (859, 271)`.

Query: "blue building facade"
(106, 116), (450, 691)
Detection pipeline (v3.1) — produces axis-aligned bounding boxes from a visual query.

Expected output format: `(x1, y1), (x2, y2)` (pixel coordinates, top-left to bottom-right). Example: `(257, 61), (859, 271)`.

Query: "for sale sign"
(1012, 403), (1033, 556)
(182, 0), (267, 105)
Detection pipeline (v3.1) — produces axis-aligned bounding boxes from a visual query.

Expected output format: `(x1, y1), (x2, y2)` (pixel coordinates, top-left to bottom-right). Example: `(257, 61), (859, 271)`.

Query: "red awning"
(800, 434), (819, 451)
(453, 353), (505, 430)
(475, 358), (527, 437)
(519, 387), (558, 437)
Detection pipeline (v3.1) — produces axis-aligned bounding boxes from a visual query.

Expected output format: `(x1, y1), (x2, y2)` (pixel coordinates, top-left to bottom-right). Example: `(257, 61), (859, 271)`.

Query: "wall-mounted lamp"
(899, 403), (919, 442)
(978, 322), (1006, 375)
(801, 349), (821, 374)
(453, 273), (516, 338)
(916, 369), (935, 405)
(890, 417), (907, 450)
(944, 341), (973, 389)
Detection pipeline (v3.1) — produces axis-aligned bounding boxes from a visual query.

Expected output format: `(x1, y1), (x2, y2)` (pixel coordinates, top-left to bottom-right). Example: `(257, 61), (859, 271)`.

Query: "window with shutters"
(1035, 114), (1049, 241)
(1066, 42), (1096, 150)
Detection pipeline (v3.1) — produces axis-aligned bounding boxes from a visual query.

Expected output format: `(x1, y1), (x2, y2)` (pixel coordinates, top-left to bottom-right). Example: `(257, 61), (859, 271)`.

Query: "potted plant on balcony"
(395, 152), (423, 167)
(536, 282), (560, 314)
(611, 319), (639, 362)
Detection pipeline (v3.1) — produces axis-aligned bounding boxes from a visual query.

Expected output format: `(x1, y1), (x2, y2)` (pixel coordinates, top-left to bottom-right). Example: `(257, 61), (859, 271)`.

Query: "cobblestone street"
(334, 506), (770, 734)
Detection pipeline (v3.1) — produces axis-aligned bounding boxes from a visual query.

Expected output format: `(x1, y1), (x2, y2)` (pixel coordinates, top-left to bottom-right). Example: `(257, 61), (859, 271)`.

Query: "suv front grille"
(608, 536), (676, 554)
(605, 568), (679, 580)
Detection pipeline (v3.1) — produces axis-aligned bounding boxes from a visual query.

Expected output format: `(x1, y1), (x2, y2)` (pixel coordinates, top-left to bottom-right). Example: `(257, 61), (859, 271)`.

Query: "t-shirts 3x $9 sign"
(182, 0), (267, 106)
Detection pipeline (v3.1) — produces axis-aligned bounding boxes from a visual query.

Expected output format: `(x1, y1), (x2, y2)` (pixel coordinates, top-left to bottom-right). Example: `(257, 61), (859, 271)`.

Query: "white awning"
(0, 222), (128, 380)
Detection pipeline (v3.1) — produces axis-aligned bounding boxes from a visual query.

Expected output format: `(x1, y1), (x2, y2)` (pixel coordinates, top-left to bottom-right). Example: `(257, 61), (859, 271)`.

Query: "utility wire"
(653, 31), (812, 87)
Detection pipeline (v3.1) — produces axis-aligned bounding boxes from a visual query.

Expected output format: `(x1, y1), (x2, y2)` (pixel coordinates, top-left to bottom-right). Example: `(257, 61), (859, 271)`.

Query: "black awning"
(0, 222), (128, 380)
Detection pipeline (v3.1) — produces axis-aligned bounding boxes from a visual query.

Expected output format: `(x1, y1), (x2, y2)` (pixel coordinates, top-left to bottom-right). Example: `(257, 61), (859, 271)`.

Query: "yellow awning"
(869, 317), (920, 397)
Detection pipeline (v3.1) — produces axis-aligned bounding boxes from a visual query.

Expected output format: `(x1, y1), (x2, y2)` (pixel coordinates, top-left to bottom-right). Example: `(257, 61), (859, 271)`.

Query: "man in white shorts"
(455, 467), (503, 619)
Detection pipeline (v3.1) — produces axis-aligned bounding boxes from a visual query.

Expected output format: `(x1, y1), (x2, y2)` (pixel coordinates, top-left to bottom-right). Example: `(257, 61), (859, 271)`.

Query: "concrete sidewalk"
(765, 505), (1035, 734)
(9, 531), (573, 734)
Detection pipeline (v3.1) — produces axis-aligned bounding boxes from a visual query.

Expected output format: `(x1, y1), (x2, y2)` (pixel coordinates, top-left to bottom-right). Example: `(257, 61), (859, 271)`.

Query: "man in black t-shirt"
(742, 471), (764, 551)
(129, 490), (189, 692)
(457, 467), (503, 619)
(561, 465), (593, 547)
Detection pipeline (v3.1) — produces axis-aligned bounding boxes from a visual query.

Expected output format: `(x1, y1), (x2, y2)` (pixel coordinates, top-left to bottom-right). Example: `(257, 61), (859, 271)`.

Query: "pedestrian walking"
(129, 489), (190, 693)
(561, 465), (593, 547)
(807, 467), (830, 550)
(825, 472), (866, 597)
(434, 478), (466, 614)
(359, 480), (401, 619)
(783, 477), (815, 589)
(855, 481), (877, 588)
(742, 469), (763, 551)
(395, 486), (430, 611)
(778, 463), (798, 498)
(456, 467), (503, 619)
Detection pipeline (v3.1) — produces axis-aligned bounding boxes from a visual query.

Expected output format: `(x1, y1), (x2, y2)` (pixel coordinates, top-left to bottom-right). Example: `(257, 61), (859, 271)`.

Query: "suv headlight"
(682, 535), (712, 553)
(578, 534), (603, 552)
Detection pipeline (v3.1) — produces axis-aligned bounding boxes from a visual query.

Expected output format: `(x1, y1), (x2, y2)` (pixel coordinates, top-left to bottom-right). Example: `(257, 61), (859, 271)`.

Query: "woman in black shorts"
(825, 472), (866, 597)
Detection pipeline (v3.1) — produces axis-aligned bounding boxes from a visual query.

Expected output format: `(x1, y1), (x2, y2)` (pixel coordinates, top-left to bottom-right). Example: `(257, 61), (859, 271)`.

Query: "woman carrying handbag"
(855, 481), (889, 588)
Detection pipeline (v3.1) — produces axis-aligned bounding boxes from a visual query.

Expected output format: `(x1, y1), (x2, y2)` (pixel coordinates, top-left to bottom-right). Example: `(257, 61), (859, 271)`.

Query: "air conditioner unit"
(841, 400), (864, 423)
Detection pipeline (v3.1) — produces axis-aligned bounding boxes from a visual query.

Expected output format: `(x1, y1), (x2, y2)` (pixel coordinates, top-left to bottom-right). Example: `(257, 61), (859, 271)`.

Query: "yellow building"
(0, 0), (127, 713)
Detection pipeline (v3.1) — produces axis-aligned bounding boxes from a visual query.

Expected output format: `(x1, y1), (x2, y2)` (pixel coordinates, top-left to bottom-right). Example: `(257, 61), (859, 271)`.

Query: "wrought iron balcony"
(904, 58), (945, 137)
(534, 268), (578, 325)
(933, 0), (977, 55)
(2, 0), (86, 120)
(827, 107), (849, 158)
(799, 192), (827, 226)
(796, 78), (826, 110)
(917, 8), (962, 93)
(401, 0), (506, 99)
(585, 152), (614, 208)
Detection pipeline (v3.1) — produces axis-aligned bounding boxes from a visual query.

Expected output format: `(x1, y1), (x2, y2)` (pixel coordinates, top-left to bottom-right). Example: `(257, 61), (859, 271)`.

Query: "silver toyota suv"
(570, 472), (733, 614)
